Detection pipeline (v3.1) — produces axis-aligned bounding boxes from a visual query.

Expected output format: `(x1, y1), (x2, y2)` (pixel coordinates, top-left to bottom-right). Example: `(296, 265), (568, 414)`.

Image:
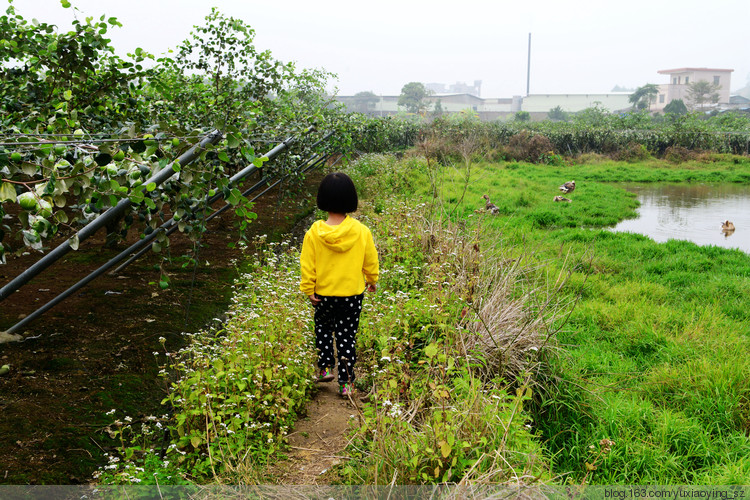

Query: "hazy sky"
(13, 0), (750, 98)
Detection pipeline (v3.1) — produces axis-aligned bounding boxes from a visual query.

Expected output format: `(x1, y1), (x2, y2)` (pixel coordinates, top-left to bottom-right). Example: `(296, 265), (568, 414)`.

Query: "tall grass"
(333, 156), (579, 484)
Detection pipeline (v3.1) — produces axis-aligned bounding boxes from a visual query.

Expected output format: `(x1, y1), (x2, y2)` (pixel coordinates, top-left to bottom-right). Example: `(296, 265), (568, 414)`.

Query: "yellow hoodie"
(300, 216), (379, 297)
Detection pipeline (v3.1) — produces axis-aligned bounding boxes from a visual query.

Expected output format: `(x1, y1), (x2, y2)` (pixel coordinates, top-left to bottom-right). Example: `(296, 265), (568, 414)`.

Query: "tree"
(548, 105), (569, 122)
(629, 84), (659, 111)
(686, 80), (721, 111)
(663, 99), (688, 116)
(398, 82), (430, 114)
(514, 111), (530, 122)
(0, 3), (333, 263)
(432, 99), (444, 118)
(351, 91), (379, 114)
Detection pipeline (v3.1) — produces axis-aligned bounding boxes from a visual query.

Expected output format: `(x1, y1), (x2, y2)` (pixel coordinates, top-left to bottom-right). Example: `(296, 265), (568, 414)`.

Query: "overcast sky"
(13, 0), (750, 98)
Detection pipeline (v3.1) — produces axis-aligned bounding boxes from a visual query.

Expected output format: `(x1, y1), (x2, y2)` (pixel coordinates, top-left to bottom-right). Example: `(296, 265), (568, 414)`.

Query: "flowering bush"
(98, 239), (316, 483)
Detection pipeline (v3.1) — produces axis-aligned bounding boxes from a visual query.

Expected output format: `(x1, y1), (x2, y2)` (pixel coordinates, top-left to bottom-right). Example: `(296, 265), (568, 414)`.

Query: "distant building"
(334, 67), (738, 120)
(521, 93), (631, 114)
(426, 80), (482, 97)
(334, 93), (504, 118)
(654, 68), (733, 111)
(728, 94), (750, 111)
(333, 92), (628, 121)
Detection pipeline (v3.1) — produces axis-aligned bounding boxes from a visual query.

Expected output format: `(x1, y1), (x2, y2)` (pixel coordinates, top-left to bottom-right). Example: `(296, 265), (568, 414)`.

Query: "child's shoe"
(317, 367), (334, 383)
(340, 382), (354, 397)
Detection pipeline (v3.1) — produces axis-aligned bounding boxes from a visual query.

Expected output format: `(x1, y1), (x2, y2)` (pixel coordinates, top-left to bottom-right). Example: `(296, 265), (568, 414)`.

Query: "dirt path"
(268, 380), (361, 484)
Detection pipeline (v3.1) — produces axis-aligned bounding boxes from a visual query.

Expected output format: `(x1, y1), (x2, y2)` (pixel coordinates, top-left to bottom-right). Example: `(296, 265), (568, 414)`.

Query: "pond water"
(610, 183), (750, 254)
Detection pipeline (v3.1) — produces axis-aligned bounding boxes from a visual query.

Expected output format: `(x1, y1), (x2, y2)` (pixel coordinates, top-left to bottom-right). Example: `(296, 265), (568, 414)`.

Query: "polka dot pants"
(313, 293), (364, 384)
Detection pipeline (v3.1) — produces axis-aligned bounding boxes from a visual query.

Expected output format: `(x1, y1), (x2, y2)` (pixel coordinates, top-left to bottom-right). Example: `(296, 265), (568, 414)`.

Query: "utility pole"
(526, 33), (532, 96)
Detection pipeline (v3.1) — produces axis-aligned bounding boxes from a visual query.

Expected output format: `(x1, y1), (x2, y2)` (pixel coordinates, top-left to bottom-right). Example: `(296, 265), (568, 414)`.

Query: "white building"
(654, 68), (733, 111)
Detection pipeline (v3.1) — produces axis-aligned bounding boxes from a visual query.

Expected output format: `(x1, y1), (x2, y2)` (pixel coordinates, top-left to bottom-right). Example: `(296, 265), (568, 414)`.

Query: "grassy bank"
(399, 153), (750, 484)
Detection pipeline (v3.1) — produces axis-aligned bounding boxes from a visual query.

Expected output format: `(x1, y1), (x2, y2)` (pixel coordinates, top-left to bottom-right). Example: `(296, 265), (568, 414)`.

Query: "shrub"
(614, 141), (651, 163)
(507, 131), (555, 163)
(664, 145), (696, 163)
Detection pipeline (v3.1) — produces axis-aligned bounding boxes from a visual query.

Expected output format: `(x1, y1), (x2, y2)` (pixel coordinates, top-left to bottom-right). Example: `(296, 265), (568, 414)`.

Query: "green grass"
(398, 155), (750, 484)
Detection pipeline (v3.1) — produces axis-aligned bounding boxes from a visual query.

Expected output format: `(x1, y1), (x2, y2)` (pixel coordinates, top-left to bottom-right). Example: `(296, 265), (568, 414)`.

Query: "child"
(300, 172), (379, 397)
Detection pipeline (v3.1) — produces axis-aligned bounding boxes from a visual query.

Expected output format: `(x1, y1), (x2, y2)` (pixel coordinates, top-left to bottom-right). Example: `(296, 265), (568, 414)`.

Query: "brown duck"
(482, 194), (500, 215)
(559, 180), (576, 194)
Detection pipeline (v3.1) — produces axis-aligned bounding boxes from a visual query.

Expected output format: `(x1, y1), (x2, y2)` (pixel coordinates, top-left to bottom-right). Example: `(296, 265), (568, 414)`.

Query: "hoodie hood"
(313, 216), (362, 253)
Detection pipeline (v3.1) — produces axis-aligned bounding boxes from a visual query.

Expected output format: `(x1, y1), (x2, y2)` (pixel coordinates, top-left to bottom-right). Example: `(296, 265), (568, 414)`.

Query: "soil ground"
(0, 168), (330, 484)
(267, 380), (360, 484)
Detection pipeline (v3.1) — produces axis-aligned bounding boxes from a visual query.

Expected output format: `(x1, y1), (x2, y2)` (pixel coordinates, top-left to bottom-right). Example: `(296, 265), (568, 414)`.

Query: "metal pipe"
(4, 152), (331, 335)
(113, 147), (330, 274)
(0, 130), (223, 303)
(111, 130), (328, 274)
(4, 245), (139, 335)
(2, 131), (331, 334)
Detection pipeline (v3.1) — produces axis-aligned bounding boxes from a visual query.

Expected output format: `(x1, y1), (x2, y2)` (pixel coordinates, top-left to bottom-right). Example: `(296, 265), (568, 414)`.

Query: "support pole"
(0, 130), (223, 303)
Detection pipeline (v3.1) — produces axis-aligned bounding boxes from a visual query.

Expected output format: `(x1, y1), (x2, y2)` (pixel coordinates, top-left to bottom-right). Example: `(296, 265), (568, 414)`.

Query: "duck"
(553, 195), (571, 202)
(721, 220), (735, 232)
(482, 194), (500, 215)
(559, 180), (576, 194)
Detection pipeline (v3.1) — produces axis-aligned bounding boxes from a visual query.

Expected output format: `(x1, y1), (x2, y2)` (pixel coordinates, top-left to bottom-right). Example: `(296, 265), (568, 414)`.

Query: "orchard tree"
(0, 1), (334, 264)
(398, 82), (430, 114)
(686, 80), (721, 110)
(629, 84), (659, 111)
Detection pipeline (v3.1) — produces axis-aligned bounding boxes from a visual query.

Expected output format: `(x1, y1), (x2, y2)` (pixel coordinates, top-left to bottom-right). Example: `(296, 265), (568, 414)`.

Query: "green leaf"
(0, 182), (17, 202)
(21, 163), (37, 176)
(61, 0), (71, 8)
(190, 436), (201, 448)
(240, 146), (255, 162)
(54, 211), (69, 224)
(218, 151), (230, 163)
(425, 343), (438, 358)
(146, 182), (156, 192)
(129, 191), (144, 204)
(227, 134), (240, 148)
(63, 90), (72, 101)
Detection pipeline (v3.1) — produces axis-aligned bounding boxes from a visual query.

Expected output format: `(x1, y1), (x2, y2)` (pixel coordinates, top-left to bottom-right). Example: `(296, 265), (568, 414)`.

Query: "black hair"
(316, 172), (358, 213)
